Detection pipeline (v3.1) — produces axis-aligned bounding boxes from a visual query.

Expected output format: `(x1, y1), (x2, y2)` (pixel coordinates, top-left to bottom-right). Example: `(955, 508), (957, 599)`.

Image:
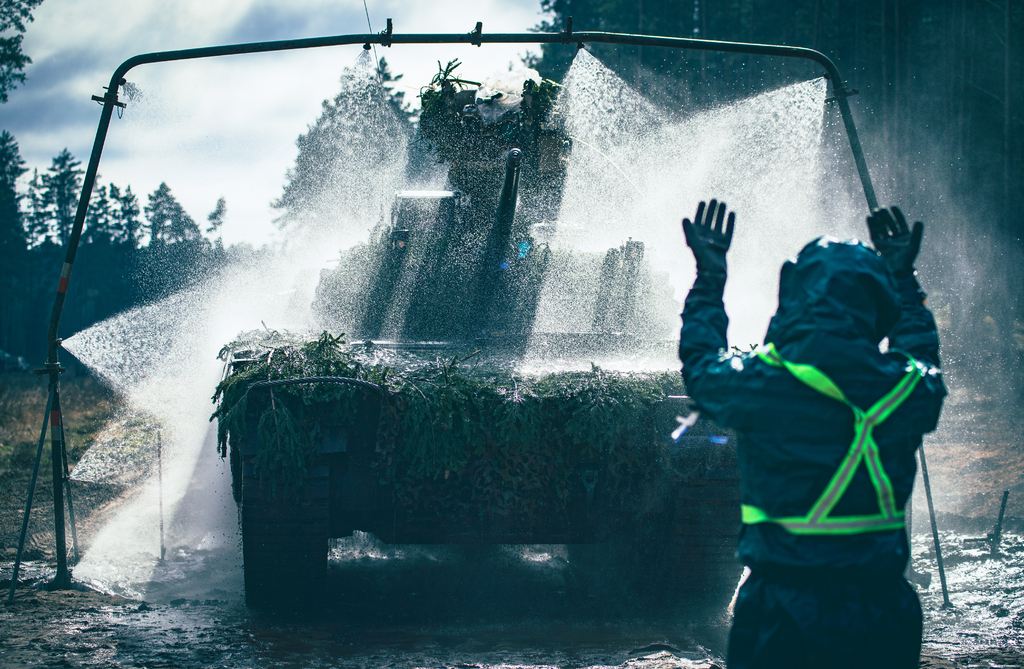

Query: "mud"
(2, 563), (733, 668)
(3, 379), (1023, 667)
(916, 531), (1024, 665)
(2, 528), (1018, 669)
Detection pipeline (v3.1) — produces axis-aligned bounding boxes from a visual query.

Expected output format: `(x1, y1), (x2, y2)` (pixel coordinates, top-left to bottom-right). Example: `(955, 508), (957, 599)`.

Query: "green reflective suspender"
(741, 342), (926, 536)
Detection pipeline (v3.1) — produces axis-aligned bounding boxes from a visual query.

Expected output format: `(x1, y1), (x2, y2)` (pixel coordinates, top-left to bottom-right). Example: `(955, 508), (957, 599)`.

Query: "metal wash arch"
(12, 19), (881, 598)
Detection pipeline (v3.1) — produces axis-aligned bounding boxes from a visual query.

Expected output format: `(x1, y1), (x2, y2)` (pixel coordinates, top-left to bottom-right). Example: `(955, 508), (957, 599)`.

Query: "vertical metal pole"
(49, 387), (72, 590)
(991, 489), (1009, 556)
(894, 0), (901, 191)
(918, 445), (951, 608)
(904, 493), (913, 574)
(834, 89), (880, 211)
(158, 430), (165, 561)
(699, 0), (707, 100)
(881, 0), (889, 147)
(1004, 0), (1012, 229)
(6, 385), (56, 604)
(45, 95), (119, 370)
(59, 414), (80, 563)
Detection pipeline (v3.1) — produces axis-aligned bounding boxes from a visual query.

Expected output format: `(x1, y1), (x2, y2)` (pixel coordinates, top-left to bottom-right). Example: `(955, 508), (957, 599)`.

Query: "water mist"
(60, 47), (863, 599)
(60, 51), (408, 601)
(529, 50), (862, 362)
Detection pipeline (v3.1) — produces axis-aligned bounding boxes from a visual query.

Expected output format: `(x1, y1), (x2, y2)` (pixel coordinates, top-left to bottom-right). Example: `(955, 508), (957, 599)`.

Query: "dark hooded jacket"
(679, 237), (946, 579)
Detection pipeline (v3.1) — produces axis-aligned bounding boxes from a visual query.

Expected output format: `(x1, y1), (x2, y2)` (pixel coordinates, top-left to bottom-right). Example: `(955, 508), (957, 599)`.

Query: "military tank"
(215, 62), (741, 609)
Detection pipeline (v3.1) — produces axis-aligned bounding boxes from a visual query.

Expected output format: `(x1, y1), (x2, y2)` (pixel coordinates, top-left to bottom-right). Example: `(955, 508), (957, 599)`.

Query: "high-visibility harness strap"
(741, 343), (926, 536)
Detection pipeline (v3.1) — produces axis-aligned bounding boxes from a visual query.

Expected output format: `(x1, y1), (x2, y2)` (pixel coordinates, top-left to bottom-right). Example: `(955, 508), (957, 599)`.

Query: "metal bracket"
(34, 361), (65, 378)
(91, 92), (126, 109)
(561, 16), (573, 44)
(470, 21), (482, 47)
(380, 18), (393, 47)
(825, 84), (859, 104)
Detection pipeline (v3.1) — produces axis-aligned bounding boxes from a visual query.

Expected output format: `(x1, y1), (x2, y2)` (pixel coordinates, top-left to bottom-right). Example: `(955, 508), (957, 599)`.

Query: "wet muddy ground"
(2, 377), (1023, 667)
(2, 551), (735, 669)
(2, 528), (1020, 668)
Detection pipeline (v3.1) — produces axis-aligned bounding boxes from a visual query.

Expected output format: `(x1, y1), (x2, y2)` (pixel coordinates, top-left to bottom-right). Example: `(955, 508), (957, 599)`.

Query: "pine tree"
(378, 57), (415, 123)
(206, 196), (226, 235)
(0, 130), (28, 351)
(35, 148), (83, 245)
(84, 183), (114, 244)
(0, 130), (26, 237)
(109, 183), (141, 247)
(0, 130), (27, 267)
(144, 182), (200, 244)
(23, 167), (45, 244)
(274, 54), (411, 231)
(0, 0), (45, 103)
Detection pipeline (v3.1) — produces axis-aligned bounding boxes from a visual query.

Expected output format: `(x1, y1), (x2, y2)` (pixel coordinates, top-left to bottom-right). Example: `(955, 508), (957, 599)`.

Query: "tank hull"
(232, 392), (742, 608)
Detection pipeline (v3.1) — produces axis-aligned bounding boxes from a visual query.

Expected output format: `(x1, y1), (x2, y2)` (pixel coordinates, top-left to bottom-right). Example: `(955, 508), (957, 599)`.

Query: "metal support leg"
(59, 413), (80, 563)
(919, 445), (951, 608)
(6, 385), (56, 604)
(48, 387), (72, 590)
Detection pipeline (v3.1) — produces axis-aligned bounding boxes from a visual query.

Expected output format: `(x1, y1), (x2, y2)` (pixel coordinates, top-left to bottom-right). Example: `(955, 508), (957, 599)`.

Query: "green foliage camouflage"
(418, 59), (562, 166)
(212, 330), (686, 515)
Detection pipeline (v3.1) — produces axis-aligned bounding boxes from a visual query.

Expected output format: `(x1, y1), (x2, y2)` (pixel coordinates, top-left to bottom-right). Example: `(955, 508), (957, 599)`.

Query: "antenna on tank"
(362, 0), (382, 84)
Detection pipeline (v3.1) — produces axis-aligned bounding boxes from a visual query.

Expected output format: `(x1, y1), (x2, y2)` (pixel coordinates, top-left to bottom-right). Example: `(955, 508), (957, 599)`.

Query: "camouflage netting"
(212, 330), (688, 519)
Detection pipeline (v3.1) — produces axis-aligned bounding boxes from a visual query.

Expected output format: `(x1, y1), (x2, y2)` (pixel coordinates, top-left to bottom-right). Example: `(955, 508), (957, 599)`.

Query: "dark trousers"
(727, 570), (922, 669)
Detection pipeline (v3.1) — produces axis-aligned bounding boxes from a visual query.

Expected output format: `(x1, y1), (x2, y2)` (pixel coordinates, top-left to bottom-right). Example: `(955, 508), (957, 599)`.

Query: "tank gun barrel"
(494, 148), (523, 240)
(473, 148), (525, 336)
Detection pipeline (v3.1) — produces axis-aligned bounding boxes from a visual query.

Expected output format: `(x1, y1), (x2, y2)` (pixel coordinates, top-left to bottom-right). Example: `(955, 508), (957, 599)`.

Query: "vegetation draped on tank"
(212, 331), (685, 507)
(418, 59), (562, 166)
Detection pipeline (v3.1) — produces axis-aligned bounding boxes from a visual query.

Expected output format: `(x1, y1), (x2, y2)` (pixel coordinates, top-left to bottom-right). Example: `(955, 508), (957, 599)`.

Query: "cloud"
(222, 1), (368, 44)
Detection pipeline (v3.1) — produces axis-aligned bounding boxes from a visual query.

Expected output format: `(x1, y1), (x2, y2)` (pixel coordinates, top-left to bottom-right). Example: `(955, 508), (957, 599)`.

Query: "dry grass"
(0, 373), (120, 473)
(0, 373), (123, 558)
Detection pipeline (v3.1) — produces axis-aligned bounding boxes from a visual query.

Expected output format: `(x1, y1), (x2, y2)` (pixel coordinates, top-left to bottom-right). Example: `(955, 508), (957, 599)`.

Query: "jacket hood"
(764, 236), (901, 351)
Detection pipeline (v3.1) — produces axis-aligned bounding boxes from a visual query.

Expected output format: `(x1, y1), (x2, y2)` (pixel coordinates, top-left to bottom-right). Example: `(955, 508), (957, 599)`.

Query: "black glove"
(867, 206), (923, 279)
(682, 199), (735, 276)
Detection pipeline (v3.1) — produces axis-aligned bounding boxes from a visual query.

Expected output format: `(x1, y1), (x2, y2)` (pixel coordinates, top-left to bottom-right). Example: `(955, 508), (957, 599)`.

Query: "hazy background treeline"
(1, 0), (1021, 389)
(0, 132), (239, 368)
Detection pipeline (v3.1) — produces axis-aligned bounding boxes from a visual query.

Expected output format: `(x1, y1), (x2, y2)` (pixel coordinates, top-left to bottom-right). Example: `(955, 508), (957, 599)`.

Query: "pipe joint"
(825, 83), (859, 104)
(34, 362), (65, 378)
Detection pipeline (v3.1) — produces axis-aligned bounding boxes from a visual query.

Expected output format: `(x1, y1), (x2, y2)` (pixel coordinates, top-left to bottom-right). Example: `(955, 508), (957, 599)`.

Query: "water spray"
(568, 136), (647, 201)
(24, 18), (880, 594)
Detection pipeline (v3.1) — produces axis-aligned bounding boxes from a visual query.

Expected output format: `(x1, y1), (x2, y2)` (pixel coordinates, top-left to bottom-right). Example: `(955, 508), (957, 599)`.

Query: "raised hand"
(867, 206), (923, 279)
(682, 199), (736, 275)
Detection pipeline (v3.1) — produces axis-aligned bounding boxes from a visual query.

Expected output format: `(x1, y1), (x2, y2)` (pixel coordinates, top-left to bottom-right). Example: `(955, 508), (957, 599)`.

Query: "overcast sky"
(4, 0), (546, 246)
